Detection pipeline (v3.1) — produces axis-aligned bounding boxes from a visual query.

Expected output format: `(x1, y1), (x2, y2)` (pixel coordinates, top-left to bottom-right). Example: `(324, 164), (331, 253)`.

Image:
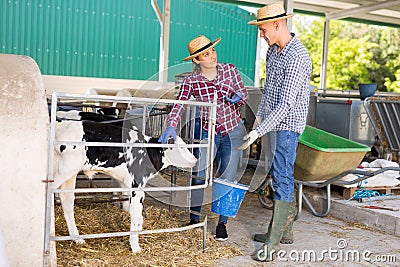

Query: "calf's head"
(162, 136), (197, 169)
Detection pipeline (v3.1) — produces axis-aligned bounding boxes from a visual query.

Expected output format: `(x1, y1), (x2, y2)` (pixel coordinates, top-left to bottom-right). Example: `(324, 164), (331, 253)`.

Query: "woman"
(159, 35), (248, 241)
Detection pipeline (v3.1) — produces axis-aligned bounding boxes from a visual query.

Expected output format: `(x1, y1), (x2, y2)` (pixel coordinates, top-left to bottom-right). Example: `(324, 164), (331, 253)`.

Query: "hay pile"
(55, 202), (242, 266)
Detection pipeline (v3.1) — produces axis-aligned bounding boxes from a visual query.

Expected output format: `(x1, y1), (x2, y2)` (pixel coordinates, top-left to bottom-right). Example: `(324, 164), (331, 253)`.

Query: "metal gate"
(43, 92), (217, 266)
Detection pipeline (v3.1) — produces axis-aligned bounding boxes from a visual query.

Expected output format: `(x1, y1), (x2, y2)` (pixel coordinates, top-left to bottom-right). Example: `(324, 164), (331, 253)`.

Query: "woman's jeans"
(269, 130), (299, 202)
(190, 125), (244, 224)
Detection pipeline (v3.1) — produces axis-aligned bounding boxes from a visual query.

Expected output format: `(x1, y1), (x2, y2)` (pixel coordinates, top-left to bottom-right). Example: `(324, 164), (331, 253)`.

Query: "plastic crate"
(294, 126), (371, 181)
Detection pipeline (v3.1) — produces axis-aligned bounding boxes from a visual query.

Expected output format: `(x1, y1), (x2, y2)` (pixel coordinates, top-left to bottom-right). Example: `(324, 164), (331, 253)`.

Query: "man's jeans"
(190, 125), (244, 224)
(270, 130), (299, 202)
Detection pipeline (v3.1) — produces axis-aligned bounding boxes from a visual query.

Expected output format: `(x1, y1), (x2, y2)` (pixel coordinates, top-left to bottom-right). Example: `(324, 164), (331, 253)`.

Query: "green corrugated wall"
(1, 0), (257, 83)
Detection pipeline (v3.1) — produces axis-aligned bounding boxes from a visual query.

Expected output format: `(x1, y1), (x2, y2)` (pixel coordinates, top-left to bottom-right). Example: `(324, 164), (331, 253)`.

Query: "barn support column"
(320, 19), (330, 90)
(0, 54), (49, 266)
(152, 0), (171, 87)
(284, 0), (294, 31)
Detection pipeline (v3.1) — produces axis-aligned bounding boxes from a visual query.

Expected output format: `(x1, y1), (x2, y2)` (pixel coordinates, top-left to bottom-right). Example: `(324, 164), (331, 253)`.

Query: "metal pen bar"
(55, 92), (215, 107)
(52, 184), (209, 194)
(53, 140), (209, 148)
(389, 102), (400, 149)
(51, 221), (207, 242)
(364, 99), (382, 142)
(375, 102), (393, 147)
(365, 99), (400, 152)
(381, 103), (396, 149)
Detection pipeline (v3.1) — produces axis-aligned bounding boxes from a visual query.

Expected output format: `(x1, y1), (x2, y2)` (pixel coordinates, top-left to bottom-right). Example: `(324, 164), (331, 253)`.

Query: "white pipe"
(151, 0), (162, 26)
(159, 0), (171, 86)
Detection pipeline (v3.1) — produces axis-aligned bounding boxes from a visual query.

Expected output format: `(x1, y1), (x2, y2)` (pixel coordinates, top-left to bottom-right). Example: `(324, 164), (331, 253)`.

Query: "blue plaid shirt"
(256, 33), (312, 136)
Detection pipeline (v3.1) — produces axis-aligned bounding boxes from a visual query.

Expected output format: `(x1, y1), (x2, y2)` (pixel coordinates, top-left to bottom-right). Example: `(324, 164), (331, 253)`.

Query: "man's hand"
(237, 130), (259, 150)
(158, 126), (177, 144)
(225, 92), (243, 104)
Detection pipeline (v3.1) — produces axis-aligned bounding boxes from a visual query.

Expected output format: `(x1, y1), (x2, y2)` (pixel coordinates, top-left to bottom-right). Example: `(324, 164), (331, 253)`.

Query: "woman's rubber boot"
(254, 200), (290, 262)
(280, 192), (297, 244)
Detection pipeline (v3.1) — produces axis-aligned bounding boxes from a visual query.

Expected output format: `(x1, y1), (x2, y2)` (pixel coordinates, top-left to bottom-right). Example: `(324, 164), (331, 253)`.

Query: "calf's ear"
(167, 137), (175, 145)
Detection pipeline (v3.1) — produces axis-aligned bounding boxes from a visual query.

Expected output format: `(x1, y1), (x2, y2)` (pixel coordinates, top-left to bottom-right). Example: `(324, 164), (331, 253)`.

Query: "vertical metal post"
(202, 216), (207, 252)
(206, 93), (217, 187)
(186, 105), (197, 212)
(151, 0), (170, 86)
(284, 0), (294, 31)
(169, 170), (176, 212)
(43, 92), (58, 267)
(320, 19), (330, 90)
(143, 104), (148, 135)
(159, 0), (170, 86)
(297, 183), (303, 218)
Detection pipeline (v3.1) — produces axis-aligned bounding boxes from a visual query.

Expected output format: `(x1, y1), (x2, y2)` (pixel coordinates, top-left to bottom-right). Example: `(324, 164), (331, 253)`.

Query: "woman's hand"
(225, 92), (243, 104)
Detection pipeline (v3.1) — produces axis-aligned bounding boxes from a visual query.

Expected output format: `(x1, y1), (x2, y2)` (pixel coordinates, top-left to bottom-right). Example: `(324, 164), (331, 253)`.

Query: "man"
(238, 2), (312, 261)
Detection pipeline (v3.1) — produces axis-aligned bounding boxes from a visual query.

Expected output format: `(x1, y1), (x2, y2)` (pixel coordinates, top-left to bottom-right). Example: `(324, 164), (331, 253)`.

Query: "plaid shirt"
(256, 33), (312, 136)
(167, 63), (248, 135)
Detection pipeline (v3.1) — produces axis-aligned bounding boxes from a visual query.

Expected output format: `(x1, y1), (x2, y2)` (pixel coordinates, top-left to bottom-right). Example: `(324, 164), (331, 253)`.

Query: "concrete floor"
(78, 171), (400, 266)
(146, 171), (400, 266)
(212, 191), (400, 266)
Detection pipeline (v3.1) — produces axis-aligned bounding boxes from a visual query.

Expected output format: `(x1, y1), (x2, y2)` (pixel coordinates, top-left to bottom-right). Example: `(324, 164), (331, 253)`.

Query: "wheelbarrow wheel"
(258, 193), (273, 209)
(257, 176), (274, 209)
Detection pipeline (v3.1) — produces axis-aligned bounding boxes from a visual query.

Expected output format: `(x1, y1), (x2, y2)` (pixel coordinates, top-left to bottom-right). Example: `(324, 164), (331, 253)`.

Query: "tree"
(294, 15), (400, 92)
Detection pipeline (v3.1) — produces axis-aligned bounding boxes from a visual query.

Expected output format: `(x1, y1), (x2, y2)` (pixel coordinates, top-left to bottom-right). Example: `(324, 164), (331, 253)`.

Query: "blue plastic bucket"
(211, 178), (249, 217)
(358, 83), (377, 100)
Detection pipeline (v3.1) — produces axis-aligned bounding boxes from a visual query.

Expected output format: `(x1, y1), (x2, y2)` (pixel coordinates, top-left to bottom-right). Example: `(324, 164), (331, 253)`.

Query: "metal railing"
(43, 92), (217, 266)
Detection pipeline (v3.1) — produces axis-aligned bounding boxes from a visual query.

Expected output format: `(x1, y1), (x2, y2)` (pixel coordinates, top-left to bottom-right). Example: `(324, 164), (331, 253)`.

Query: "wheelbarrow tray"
(294, 126), (370, 181)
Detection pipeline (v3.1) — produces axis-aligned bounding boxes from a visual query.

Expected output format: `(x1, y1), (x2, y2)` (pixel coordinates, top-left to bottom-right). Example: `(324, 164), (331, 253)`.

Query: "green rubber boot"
(281, 193), (297, 244)
(254, 193), (297, 244)
(254, 200), (290, 262)
(254, 218), (272, 243)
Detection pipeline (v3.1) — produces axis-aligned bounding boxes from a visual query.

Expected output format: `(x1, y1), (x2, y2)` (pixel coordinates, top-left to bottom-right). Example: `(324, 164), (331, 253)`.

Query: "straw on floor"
(55, 201), (242, 266)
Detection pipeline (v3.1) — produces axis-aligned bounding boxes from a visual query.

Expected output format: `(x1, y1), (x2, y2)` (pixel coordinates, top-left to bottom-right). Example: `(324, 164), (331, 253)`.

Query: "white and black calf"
(53, 120), (196, 253)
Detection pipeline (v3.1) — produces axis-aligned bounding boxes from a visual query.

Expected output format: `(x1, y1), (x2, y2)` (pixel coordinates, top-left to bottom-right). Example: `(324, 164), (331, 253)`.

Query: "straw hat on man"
(248, 2), (294, 26)
(247, 3), (294, 51)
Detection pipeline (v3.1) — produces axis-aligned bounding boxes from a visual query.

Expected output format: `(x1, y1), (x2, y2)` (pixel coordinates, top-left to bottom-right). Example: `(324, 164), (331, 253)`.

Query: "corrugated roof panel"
(169, 0), (257, 84)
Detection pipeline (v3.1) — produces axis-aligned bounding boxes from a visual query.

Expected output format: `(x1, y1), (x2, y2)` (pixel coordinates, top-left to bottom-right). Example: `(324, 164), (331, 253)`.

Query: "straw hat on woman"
(183, 35), (221, 61)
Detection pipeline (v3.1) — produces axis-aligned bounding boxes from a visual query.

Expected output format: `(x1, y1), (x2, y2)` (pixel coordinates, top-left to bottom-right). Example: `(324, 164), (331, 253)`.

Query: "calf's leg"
(59, 175), (85, 244)
(129, 190), (145, 253)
